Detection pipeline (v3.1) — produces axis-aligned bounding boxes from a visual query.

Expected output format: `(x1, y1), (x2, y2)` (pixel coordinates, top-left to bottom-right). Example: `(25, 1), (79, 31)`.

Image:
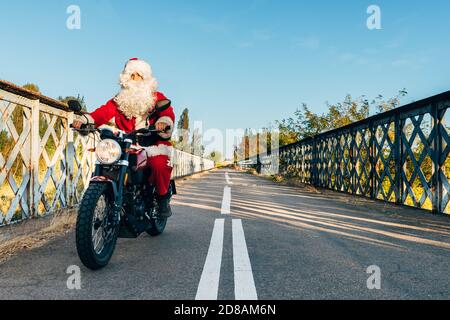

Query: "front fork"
(92, 139), (133, 227)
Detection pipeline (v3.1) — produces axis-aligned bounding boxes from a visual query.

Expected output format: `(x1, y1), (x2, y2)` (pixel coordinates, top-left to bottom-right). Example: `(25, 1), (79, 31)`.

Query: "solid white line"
(225, 172), (233, 185)
(221, 186), (231, 215)
(195, 219), (225, 300)
(232, 219), (258, 300)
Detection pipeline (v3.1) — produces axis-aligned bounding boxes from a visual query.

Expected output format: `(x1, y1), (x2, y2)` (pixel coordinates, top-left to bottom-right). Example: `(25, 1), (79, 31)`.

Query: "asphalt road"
(1, 169), (450, 300)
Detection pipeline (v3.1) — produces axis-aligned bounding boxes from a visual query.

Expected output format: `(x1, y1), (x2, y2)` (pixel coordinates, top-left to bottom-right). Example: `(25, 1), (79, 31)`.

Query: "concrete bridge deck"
(0, 169), (449, 300)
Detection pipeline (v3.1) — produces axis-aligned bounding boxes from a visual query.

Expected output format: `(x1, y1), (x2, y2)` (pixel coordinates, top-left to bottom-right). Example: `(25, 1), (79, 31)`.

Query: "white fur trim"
(155, 116), (174, 139)
(124, 59), (152, 79)
(94, 116), (118, 131)
(144, 144), (174, 158)
(98, 124), (118, 132)
(135, 115), (147, 129)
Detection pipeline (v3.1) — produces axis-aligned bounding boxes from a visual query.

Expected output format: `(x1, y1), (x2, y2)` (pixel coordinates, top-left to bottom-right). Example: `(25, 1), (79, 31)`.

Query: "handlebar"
(70, 123), (171, 138)
(69, 123), (98, 136)
(125, 125), (171, 138)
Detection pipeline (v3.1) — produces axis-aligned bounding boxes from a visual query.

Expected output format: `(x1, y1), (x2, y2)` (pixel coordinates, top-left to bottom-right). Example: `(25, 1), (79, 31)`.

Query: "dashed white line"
(197, 172), (257, 300)
(221, 186), (231, 215)
(225, 172), (233, 185)
(232, 219), (258, 300)
(196, 219), (225, 300)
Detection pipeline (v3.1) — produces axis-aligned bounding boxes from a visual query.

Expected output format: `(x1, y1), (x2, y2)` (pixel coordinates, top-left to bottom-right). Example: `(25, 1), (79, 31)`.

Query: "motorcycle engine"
(122, 186), (153, 236)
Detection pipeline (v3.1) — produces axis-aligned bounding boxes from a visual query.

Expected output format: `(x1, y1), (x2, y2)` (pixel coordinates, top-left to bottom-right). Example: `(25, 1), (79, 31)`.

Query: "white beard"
(114, 80), (157, 119)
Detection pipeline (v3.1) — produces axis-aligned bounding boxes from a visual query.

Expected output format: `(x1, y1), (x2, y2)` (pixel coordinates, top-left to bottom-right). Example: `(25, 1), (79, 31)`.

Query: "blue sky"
(1, 0), (450, 156)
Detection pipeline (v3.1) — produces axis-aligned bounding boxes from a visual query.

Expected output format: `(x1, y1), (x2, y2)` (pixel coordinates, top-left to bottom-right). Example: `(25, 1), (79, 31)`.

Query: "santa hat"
(119, 58), (157, 89)
(122, 58), (152, 79)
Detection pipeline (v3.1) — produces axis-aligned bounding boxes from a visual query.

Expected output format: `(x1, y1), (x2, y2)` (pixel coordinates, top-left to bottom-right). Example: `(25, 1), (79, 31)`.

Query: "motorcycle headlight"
(96, 139), (122, 164)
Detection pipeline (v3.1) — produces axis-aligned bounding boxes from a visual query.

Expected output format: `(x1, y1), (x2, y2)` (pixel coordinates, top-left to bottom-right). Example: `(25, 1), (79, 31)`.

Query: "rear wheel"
(147, 216), (167, 236)
(146, 188), (170, 237)
(76, 183), (119, 270)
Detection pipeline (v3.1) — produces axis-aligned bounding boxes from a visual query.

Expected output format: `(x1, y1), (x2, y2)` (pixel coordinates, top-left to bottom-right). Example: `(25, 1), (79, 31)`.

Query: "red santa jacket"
(89, 92), (175, 148)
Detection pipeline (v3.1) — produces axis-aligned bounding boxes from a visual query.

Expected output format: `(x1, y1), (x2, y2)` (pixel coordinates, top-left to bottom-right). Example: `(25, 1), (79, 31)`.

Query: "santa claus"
(72, 58), (175, 218)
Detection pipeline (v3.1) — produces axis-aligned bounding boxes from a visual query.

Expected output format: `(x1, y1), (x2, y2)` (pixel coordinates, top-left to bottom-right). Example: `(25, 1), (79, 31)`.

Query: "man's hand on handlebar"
(70, 121), (97, 137)
(155, 122), (171, 132)
(72, 120), (85, 130)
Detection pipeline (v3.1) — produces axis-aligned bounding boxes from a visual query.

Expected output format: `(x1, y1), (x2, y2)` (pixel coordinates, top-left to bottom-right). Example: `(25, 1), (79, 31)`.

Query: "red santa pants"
(147, 155), (173, 196)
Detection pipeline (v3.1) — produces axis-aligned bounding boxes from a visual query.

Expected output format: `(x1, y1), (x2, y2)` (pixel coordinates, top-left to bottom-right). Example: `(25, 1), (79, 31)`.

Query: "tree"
(177, 108), (190, 131)
(58, 94), (88, 111)
(176, 108), (190, 151)
(274, 89), (408, 145)
(190, 128), (204, 157)
(23, 83), (40, 93)
(233, 145), (238, 165)
(234, 126), (279, 161)
(11, 83), (41, 134)
(235, 90), (408, 161)
(208, 150), (223, 163)
(372, 89), (408, 113)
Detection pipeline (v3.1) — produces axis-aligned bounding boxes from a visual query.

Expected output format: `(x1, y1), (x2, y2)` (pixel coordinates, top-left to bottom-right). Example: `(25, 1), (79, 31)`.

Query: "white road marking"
(232, 219), (258, 300)
(225, 172), (233, 185)
(195, 219), (225, 300)
(197, 172), (256, 300)
(221, 186), (231, 215)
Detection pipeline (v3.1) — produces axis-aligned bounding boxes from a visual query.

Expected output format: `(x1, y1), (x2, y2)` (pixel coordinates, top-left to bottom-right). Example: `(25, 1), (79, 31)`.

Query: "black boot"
(156, 192), (173, 218)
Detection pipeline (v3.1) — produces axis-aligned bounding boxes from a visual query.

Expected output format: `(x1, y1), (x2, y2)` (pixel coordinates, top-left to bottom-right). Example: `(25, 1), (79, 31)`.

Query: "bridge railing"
(171, 148), (215, 178)
(239, 90), (450, 215)
(0, 80), (215, 226)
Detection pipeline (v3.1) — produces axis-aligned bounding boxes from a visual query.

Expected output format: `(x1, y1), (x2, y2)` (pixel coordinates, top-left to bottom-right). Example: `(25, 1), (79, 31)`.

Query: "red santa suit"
(87, 59), (175, 196)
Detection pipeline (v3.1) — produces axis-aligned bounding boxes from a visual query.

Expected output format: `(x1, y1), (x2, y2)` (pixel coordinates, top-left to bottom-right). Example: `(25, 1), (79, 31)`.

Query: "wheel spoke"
(91, 195), (109, 254)
(93, 229), (102, 252)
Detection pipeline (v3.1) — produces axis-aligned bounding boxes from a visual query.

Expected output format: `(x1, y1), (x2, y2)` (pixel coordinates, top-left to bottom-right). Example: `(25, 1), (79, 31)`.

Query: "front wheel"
(76, 183), (119, 270)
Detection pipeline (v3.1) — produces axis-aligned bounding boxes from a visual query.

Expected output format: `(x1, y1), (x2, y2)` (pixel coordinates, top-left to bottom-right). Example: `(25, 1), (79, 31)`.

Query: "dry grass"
(0, 184), (17, 216)
(0, 209), (76, 264)
(1, 178), (59, 222)
(241, 167), (321, 194)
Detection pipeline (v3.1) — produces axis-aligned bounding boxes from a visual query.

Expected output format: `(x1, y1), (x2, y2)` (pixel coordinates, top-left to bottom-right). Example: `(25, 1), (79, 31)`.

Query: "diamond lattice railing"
(354, 127), (371, 197)
(37, 112), (69, 215)
(71, 132), (94, 204)
(373, 121), (396, 203)
(438, 104), (450, 213)
(0, 100), (31, 224)
(401, 113), (435, 210)
(239, 92), (450, 216)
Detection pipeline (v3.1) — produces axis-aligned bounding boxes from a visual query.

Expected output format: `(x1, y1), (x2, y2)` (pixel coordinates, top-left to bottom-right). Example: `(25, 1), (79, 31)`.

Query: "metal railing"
(240, 90), (450, 215)
(172, 148), (215, 178)
(0, 80), (215, 226)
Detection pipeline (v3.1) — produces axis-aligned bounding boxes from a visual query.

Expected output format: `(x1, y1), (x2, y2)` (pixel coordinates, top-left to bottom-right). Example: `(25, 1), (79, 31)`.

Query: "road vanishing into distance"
(1, 169), (450, 299)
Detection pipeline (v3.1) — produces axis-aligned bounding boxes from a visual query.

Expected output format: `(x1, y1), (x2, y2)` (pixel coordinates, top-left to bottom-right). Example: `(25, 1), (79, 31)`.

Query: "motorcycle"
(68, 99), (175, 270)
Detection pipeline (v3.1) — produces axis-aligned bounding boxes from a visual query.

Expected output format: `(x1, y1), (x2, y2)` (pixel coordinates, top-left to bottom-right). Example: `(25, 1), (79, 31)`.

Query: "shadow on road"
(189, 171), (450, 251)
